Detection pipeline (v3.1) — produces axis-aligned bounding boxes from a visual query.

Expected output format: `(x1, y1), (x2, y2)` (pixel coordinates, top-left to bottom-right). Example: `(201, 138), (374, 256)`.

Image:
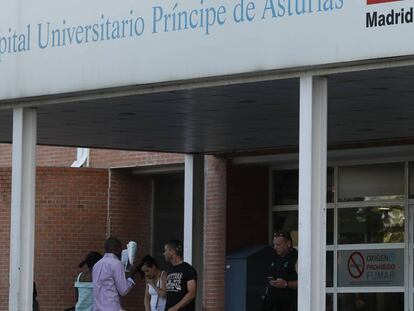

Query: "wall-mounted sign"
(338, 249), (404, 287)
(1, 0), (414, 101)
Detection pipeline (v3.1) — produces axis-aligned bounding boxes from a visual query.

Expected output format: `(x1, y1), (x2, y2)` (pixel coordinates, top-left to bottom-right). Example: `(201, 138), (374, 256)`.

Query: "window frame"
(270, 161), (409, 311)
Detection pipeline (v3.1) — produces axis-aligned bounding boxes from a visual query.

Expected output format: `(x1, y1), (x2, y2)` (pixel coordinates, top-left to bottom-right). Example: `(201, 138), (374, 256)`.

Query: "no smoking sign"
(348, 252), (365, 279)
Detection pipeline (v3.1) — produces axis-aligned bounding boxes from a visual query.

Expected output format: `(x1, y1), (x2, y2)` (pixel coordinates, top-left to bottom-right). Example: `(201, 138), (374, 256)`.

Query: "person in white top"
(140, 255), (167, 311)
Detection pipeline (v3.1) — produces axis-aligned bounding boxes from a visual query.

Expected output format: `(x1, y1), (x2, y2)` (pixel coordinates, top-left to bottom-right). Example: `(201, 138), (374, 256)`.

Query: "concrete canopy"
(1, 64), (414, 154)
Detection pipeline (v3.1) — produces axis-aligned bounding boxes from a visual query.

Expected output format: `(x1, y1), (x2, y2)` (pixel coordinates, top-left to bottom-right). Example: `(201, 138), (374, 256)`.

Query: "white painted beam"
(298, 76), (327, 311)
(184, 154), (205, 311)
(184, 154), (195, 264)
(184, 154), (204, 264)
(9, 108), (37, 311)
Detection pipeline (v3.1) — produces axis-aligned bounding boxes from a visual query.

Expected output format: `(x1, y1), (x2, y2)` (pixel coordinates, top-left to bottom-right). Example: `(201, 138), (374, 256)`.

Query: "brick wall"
(0, 168), (11, 311)
(0, 168), (108, 310)
(0, 143), (183, 169)
(88, 149), (184, 168)
(226, 165), (269, 254)
(107, 169), (152, 310)
(202, 162), (269, 310)
(34, 168), (108, 311)
(0, 146), (271, 311)
(0, 144), (76, 167)
(0, 167), (152, 311)
(0, 144), (12, 167)
(203, 156), (227, 311)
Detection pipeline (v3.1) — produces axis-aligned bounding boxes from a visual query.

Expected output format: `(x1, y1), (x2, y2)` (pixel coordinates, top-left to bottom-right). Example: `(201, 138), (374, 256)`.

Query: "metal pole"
(298, 76), (327, 311)
(9, 107), (37, 311)
(184, 154), (204, 311)
(184, 154), (195, 264)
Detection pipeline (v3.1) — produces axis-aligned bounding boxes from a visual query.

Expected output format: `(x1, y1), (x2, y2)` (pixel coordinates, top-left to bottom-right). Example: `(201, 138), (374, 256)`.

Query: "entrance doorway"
(271, 160), (414, 311)
(152, 173), (184, 270)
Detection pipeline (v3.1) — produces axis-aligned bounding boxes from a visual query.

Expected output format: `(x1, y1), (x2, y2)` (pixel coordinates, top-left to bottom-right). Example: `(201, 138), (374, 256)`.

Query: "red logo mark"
(367, 0), (403, 5)
(347, 252), (365, 279)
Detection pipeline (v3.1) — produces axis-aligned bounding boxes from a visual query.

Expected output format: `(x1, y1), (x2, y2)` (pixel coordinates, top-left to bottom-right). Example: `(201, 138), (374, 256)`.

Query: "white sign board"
(338, 249), (404, 287)
(1, 0), (414, 100)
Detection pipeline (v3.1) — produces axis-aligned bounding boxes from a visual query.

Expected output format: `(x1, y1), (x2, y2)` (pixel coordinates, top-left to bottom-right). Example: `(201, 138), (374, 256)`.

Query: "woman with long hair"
(140, 255), (167, 311)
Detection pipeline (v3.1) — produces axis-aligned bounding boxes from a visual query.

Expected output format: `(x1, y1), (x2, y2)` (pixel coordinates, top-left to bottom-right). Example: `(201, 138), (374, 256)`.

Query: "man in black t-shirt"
(164, 240), (197, 311)
(268, 230), (298, 311)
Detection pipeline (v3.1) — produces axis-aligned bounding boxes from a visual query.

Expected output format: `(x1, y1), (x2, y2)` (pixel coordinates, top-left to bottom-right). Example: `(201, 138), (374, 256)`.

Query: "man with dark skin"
(163, 240), (197, 311)
(268, 230), (298, 311)
(93, 237), (138, 311)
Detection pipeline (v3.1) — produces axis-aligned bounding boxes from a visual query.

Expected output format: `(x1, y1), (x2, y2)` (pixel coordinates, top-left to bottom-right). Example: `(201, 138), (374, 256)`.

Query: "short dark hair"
(165, 239), (183, 258)
(274, 230), (293, 242)
(79, 251), (103, 270)
(105, 237), (122, 253)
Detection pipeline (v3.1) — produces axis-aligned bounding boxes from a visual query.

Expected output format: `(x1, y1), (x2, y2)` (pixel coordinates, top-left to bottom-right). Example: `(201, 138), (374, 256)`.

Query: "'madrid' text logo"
(366, 0), (413, 28)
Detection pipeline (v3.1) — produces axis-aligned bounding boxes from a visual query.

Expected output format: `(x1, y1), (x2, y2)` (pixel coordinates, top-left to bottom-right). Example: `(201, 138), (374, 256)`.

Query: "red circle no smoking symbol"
(348, 252), (365, 279)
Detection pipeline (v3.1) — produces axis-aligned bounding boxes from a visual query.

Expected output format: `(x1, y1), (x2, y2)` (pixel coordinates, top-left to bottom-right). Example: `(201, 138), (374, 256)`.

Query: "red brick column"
(0, 168), (11, 311)
(203, 156), (227, 311)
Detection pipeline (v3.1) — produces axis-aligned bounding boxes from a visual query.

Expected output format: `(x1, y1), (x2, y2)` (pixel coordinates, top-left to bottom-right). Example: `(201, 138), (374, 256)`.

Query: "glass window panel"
(327, 167), (334, 203)
(338, 205), (404, 244)
(337, 249), (404, 287)
(327, 208), (334, 245)
(273, 211), (298, 246)
(272, 210), (333, 246)
(273, 170), (298, 205)
(326, 293), (333, 311)
(338, 293), (403, 311)
(273, 168), (334, 205)
(326, 251), (333, 288)
(338, 163), (404, 202)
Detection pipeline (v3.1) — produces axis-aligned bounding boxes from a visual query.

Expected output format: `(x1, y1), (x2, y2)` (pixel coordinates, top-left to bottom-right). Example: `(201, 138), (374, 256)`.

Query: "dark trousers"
(272, 300), (297, 311)
(270, 291), (297, 311)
